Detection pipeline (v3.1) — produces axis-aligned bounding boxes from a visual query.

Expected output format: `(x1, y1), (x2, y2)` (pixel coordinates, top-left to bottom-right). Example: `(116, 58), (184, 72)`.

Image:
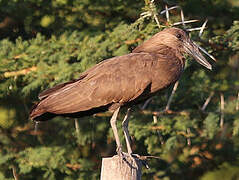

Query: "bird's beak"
(183, 40), (212, 70)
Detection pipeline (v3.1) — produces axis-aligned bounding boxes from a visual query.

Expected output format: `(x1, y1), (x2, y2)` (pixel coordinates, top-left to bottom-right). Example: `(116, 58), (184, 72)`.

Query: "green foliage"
(203, 113), (220, 139)
(226, 21), (239, 51)
(200, 162), (239, 180)
(0, 0), (239, 179)
(17, 147), (66, 174)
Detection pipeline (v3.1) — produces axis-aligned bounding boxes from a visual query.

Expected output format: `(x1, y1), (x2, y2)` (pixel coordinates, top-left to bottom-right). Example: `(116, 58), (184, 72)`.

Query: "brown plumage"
(30, 28), (211, 121)
(30, 28), (212, 155)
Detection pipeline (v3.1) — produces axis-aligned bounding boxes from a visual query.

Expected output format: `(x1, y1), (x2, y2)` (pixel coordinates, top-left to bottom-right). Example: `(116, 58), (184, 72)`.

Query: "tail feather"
(29, 103), (43, 120)
(29, 102), (56, 121)
(29, 101), (110, 121)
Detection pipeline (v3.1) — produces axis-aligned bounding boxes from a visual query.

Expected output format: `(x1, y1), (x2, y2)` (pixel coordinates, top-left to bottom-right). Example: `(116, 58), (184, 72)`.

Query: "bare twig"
(137, 155), (161, 160)
(186, 128), (191, 146)
(220, 93), (225, 128)
(199, 19), (208, 37)
(139, 0), (161, 28)
(186, 27), (204, 32)
(140, 12), (152, 18)
(180, 9), (185, 26)
(12, 166), (19, 180)
(152, 114), (164, 144)
(186, 19), (207, 37)
(173, 19), (199, 26)
(160, 6), (199, 29)
(236, 92), (239, 111)
(154, 14), (161, 28)
(160, 5), (180, 15)
(201, 92), (214, 111)
(153, 115), (158, 124)
(165, 81), (179, 111)
(150, 0), (160, 28)
(34, 121), (40, 133)
(75, 119), (80, 135)
(165, 5), (170, 22)
(3, 66), (37, 78)
(141, 97), (153, 110)
(66, 163), (81, 170)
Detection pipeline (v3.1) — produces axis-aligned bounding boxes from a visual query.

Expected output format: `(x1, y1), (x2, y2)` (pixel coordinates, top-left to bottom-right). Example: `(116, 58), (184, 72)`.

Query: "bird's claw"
(116, 146), (122, 156)
(131, 153), (140, 159)
(115, 149), (150, 169)
(116, 146), (127, 160)
(130, 154), (150, 169)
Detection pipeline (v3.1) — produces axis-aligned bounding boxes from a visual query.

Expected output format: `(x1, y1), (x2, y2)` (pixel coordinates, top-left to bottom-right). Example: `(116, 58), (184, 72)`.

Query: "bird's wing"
(38, 58), (118, 100)
(38, 74), (87, 100)
(35, 53), (156, 114)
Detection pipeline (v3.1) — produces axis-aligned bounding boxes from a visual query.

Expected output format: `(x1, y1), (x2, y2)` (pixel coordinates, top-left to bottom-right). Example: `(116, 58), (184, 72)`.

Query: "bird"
(30, 27), (213, 156)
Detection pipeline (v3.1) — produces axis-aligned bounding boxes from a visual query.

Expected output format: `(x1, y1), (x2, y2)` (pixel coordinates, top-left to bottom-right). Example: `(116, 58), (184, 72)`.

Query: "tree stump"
(100, 155), (142, 180)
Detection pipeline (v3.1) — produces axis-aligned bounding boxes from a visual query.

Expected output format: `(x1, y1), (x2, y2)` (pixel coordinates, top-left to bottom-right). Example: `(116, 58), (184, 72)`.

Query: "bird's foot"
(130, 154), (150, 169)
(116, 146), (126, 160)
(115, 149), (150, 169)
(131, 153), (140, 159)
(116, 147), (135, 162)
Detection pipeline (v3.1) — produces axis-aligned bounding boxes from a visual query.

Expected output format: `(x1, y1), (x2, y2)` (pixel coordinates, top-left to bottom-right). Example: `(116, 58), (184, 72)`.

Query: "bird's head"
(133, 27), (212, 70)
(161, 28), (212, 70)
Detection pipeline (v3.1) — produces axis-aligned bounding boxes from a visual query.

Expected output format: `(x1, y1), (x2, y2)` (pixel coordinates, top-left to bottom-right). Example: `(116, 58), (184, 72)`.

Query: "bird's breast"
(150, 58), (184, 93)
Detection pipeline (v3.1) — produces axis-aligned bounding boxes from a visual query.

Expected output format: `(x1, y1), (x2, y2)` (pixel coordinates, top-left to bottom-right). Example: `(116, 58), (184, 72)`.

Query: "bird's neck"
(133, 42), (186, 68)
(175, 49), (186, 69)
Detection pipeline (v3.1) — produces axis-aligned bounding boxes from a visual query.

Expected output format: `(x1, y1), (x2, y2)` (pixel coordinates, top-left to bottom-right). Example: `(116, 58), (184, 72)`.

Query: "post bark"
(100, 155), (142, 180)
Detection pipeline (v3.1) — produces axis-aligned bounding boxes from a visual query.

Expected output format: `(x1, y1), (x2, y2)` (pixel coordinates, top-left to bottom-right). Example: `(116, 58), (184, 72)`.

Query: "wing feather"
(35, 53), (155, 114)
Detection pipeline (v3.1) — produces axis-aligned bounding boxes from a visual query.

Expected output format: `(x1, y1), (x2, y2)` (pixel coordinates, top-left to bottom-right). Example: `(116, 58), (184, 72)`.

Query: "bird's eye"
(176, 33), (182, 39)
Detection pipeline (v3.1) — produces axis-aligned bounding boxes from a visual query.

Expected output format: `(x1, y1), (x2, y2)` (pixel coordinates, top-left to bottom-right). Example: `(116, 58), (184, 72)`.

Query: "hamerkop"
(30, 28), (212, 156)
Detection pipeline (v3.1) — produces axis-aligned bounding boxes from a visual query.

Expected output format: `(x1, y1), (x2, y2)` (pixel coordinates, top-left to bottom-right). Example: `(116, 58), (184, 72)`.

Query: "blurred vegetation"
(0, 0), (239, 179)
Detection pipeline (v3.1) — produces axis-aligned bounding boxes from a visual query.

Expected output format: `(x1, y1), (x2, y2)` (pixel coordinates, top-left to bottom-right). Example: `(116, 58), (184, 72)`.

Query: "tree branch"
(201, 92), (214, 111)
(3, 66), (37, 78)
(12, 166), (19, 180)
(165, 81), (179, 111)
(236, 92), (239, 111)
(220, 93), (225, 128)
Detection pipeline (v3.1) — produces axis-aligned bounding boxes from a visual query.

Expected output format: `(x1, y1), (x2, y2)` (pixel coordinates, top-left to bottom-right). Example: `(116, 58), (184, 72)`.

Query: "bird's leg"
(110, 107), (122, 155)
(122, 108), (132, 155)
(122, 109), (143, 162)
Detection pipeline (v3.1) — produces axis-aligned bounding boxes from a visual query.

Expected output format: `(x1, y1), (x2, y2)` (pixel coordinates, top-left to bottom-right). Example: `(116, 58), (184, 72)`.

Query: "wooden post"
(100, 155), (142, 180)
